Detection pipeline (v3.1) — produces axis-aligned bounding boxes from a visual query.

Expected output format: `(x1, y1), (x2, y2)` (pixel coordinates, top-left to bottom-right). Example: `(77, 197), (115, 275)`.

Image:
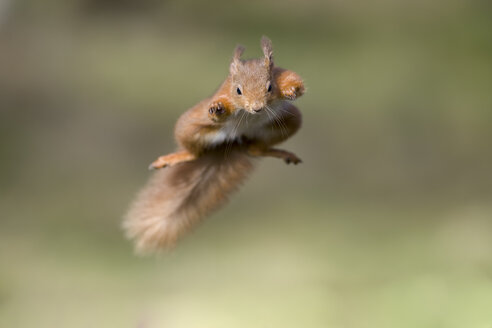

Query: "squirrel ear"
(261, 36), (273, 68)
(230, 45), (245, 75)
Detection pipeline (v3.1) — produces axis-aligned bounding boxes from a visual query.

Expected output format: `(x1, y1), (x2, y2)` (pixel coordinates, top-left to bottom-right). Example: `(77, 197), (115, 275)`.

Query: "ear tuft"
(233, 45), (245, 61)
(230, 45), (245, 75)
(261, 36), (273, 67)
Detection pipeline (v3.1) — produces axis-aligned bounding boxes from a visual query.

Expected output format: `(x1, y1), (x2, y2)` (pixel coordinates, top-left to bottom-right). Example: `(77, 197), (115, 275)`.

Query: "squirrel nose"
(250, 102), (263, 112)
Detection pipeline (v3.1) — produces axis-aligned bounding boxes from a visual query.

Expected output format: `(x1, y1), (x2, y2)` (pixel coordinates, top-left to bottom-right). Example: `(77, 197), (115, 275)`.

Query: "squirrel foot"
(208, 101), (228, 122)
(278, 150), (302, 164)
(248, 146), (302, 165)
(281, 85), (303, 100)
(275, 68), (305, 100)
(148, 150), (196, 170)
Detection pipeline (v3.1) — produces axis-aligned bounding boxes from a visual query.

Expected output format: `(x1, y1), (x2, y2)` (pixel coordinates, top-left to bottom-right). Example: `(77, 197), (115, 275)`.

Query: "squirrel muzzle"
(247, 101), (264, 113)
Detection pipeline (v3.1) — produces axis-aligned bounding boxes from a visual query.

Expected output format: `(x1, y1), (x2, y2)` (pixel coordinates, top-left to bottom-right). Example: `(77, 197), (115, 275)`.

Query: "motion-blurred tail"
(123, 150), (254, 254)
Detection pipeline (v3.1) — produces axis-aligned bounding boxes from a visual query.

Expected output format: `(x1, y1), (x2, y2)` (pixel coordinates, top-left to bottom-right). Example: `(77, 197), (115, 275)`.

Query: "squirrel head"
(229, 36), (275, 114)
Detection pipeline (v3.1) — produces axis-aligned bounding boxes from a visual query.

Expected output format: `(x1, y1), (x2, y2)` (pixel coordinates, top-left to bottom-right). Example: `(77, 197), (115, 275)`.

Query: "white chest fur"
(209, 101), (284, 145)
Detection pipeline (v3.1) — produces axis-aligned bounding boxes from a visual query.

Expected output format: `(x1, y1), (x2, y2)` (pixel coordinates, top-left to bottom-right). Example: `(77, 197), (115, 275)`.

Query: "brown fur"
(124, 148), (254, 254)
(124, 36), (304, 253)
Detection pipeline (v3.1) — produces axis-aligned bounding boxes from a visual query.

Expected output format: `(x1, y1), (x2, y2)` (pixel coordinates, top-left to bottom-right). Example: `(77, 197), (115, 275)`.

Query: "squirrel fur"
(124, 36), (305, 254)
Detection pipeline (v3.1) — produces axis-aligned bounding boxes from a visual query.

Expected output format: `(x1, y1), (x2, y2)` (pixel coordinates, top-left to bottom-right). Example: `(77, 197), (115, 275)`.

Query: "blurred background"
(1, 0), (492, 327)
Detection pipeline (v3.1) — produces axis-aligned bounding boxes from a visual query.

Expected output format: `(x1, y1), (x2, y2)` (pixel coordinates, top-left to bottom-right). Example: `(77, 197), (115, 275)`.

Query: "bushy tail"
(123, 150), (254, 254)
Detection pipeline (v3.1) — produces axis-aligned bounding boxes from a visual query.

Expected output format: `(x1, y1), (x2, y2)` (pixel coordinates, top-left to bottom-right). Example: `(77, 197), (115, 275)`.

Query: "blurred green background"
(1, 0), (492, 327)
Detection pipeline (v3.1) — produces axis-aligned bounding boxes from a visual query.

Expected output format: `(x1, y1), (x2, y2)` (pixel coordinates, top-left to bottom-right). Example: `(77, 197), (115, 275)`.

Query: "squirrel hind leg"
(148, 150), (196, 170)
(248, 146), (302, 165)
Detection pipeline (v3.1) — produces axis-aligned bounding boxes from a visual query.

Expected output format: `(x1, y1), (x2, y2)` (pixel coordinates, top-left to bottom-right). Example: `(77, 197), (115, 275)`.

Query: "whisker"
(266, 105), (287, 137)
(227, 109), (246, 157)
(225, 110), (240, 158)
(265, 105), (281, 136)
(270, 105), (290, 135)
(275, 106), (295, 117)
(263, 106), (275, 135)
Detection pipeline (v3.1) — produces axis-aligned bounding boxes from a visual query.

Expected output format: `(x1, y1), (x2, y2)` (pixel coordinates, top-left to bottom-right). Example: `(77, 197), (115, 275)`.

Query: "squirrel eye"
(267, 83), (272, 92)
(236, 87), (242, 95)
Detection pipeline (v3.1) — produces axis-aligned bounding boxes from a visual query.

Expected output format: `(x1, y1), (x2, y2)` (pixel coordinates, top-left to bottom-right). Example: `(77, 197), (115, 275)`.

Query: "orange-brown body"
(124, 37), (305, 254)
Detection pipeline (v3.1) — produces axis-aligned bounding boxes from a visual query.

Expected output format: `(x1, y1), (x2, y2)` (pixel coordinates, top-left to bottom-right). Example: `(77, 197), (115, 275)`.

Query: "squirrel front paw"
(208, 101), (228, 122)
(281, 84), (304, 101)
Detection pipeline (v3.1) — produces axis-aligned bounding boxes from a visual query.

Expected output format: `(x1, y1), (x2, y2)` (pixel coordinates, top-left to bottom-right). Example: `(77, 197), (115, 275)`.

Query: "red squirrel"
(124, 36), (305, 253)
